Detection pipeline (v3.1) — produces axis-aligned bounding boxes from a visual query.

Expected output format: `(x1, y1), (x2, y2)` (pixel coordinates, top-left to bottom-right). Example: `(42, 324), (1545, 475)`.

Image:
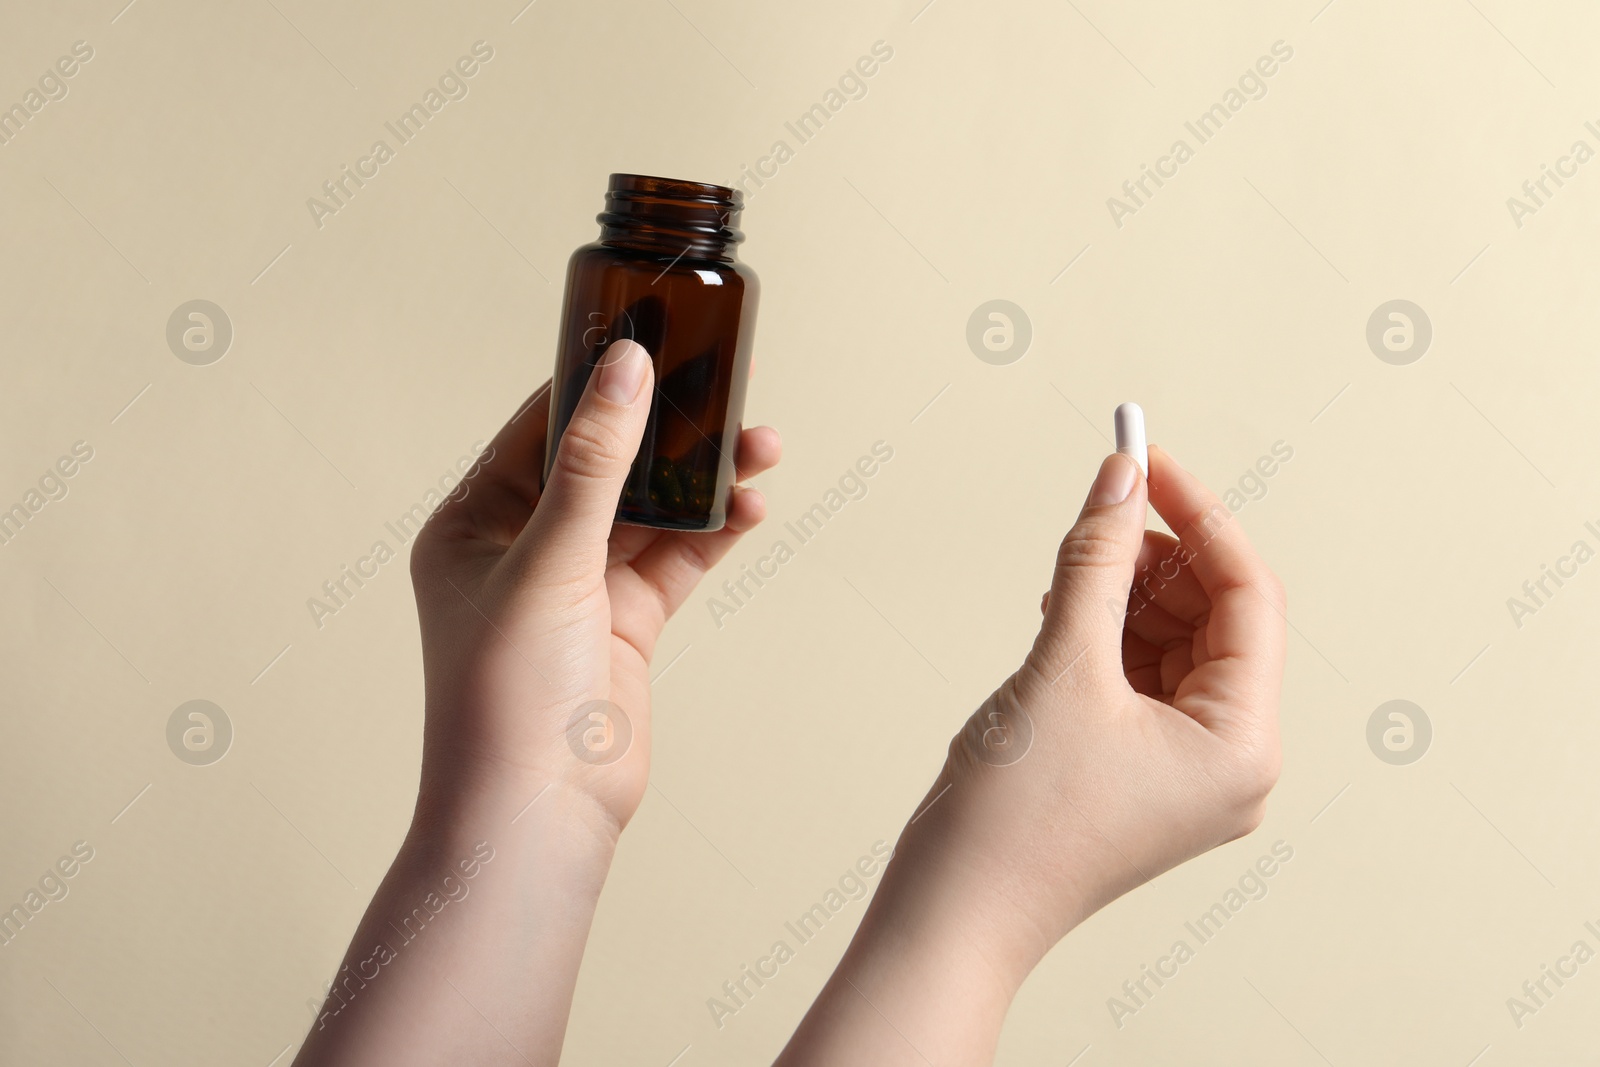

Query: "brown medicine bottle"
(543, 174), (758, 531)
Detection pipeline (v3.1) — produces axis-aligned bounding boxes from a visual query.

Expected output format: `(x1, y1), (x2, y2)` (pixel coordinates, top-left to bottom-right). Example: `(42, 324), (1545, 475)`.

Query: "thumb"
(1028, 451), (1146, 687)
(511, 339), (653, 584)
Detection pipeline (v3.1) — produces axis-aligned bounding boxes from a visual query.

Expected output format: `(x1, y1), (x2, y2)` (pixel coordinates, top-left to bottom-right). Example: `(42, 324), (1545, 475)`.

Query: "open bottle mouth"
(597, 173), (745, 255)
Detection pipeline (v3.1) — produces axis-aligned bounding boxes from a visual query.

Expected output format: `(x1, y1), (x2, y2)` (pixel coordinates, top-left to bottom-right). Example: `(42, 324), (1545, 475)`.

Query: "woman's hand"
(779, 444), (1285, 1066)
(408, 338), (781, 831)
(294, 339), (780, 1067)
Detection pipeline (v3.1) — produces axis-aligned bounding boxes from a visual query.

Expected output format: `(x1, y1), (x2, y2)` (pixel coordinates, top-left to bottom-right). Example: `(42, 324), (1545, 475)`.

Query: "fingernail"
(597, 340), (648, 403)
(1087, 452), (1137, 507)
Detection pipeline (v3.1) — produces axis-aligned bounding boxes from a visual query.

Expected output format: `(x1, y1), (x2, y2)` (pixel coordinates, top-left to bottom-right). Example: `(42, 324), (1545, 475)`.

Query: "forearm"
(778, 782), (1046, 1066)
(777, 889), (1016, 1065)
(292, 775), (618, 1067)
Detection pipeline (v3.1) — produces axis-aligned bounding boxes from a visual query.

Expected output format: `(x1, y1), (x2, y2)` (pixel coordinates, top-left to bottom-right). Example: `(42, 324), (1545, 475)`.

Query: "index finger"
(1145, 444), (1286, 721)
(474, 380), (553, 499)
(422, 382), (551, 538)
(1152, 441), (1286, 684)
(1146, 445), (1280, 607)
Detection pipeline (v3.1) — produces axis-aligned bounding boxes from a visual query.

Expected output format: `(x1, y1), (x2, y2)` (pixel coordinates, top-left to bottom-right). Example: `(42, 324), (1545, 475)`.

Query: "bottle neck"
(597, 173), (744, 261)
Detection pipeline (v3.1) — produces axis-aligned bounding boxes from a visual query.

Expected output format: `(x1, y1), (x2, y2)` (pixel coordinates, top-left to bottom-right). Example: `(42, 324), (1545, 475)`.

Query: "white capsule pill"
(1114, 402), (1147, 477)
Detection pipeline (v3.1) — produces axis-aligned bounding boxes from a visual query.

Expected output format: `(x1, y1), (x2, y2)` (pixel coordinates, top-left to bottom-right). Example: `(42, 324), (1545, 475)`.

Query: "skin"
(293, 343), (1286, 1064)
(775, 447), (1286, 1065)
(292, 339), (782, 1066)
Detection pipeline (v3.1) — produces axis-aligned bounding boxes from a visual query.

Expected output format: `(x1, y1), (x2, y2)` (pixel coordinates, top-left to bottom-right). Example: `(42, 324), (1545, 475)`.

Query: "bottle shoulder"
(567, 242), (757, 287)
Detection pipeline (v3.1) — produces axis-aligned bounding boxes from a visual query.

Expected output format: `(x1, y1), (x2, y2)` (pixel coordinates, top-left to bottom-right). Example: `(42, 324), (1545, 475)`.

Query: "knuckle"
(945, 725), (978, 774)
(1250, 746), (1282, 800)
(1230, 741), (1281, 817)
(675, 535), (719, 576)
(1234, 800), (1269, 838)
(408, 522), (445, 585)
(407, 537), (430, 584)
(553, 414), (628, 483)
(1209, 740), (1281, 843)
(1055, 520), (1126, 572)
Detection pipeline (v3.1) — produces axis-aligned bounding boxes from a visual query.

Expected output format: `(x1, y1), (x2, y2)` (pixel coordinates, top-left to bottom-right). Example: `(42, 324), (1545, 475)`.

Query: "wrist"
(414, 732), (625, 840)
(408, 759), (621, 894)
(298, 764), (619, 1065)
(879, 767), (1111, 989)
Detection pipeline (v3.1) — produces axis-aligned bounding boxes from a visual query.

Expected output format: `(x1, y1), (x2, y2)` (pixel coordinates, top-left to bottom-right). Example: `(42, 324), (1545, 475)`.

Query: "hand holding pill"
(778, 434), (1287, 1066)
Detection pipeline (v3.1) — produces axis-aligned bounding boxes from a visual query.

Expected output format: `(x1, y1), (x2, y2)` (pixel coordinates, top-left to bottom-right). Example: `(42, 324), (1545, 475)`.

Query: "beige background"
(2, 0), (1597, 1063)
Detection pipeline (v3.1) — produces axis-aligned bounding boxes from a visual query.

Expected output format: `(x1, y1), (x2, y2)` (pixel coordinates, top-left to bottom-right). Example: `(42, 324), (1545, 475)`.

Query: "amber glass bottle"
(543, 173), (758, 531)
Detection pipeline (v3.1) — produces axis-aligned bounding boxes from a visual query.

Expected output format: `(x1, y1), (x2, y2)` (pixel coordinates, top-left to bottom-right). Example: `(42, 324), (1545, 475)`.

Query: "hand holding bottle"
(407, 339), (780, 829)
(294, 340), (781, 1066)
